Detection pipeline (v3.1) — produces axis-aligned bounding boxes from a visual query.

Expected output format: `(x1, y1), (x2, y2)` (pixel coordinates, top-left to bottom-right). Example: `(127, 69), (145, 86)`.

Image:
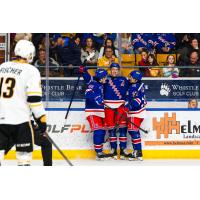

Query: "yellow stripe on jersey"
(26, 92), (42, 95)
(29, 103), (42, 108)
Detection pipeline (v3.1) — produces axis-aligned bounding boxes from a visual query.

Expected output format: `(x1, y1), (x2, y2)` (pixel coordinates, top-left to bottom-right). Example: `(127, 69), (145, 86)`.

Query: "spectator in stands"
(121, 33), (133, 54)
(98, 38), (118, 59)
(138, 48), (148, 65)
(190, 38), (199, 51)
(179, 50), (200, 77)
(70, 36), (82, 67)
(146, 54), (162, 77)
(34, 48), (61, 77)
(178, 38), (200, 65)
(92, 33), (117, 50)
(138, 49), (149, 76)
(131, 33), (155, 53)
(49, 37), (59, 62)
(188, 99), (198, 108)
(51, 33), (71, 67)
(32, 34), (46, 62)
(81, 37), (99, 66)
(175, 33), (191, 52)
(147, 54), (158, 66)
(81, 33), (93, 46)
(163, 55), (179, 78)
(154, 33), (176, 53)
(52, 34), (82, 76)
(97, 46), (119, 67)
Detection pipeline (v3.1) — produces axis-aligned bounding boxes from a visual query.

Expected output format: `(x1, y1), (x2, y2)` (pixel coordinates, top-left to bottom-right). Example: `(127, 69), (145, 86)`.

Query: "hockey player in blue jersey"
(126, 70), (147, 161)
(80, 67), (111, 160)
(104, 63), (130, 159)
(80, 63), (130, 160)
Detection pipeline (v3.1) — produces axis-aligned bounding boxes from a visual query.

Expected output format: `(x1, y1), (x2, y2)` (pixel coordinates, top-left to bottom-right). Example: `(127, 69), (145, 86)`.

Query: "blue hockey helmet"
(130, 70), (143, 81)
(95, 69), (107, 80)
(110, 62), (120, 69)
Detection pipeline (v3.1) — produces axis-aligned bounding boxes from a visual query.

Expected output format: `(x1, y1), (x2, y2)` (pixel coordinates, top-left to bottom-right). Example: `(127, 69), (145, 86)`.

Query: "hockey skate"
(127, 152), (136, 161)
(129, 150), (143, 161)
(96, 152), (112, 161)
(119, 148), (130, 160)
(134, 150), (143, 161)
(110, 148), (118, 160)
(127, 150), (143, 161)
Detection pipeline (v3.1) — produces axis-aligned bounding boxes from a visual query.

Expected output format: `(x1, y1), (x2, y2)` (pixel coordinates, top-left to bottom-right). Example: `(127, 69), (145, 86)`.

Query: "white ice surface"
(2, 159), (200, 166)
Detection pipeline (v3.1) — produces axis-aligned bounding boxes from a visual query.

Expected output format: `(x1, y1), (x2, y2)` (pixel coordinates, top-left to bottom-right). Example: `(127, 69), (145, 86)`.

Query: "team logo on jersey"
(160, 83), (171, 96)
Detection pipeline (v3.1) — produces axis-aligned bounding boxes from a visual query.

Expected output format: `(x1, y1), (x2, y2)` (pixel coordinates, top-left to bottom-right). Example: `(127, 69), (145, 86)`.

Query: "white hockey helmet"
(14, 39), (36, 63)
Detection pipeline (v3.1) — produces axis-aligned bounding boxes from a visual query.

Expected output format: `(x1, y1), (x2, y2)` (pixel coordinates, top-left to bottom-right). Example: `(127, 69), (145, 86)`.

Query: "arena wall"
(5, 108), (200, 160)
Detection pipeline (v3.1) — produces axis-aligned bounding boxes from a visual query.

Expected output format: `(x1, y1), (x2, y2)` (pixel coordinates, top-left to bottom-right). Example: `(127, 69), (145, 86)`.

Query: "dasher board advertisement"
(46, 109), (200, 150)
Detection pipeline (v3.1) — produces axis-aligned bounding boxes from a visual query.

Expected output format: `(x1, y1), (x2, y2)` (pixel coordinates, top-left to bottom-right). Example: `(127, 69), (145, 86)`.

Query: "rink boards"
(5, 108), (200, 160)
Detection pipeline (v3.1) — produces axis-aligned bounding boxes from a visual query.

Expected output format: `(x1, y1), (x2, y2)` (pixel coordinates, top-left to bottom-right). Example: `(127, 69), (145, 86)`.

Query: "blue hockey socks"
(129, 131), (142, 150)
(119, 127), (127, 149)
(109, 129), (117, 150)
(93, 130), (106, 153)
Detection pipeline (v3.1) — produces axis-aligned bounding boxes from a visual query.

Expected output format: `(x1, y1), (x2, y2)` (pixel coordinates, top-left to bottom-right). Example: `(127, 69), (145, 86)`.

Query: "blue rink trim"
(45, 108), (200, 111)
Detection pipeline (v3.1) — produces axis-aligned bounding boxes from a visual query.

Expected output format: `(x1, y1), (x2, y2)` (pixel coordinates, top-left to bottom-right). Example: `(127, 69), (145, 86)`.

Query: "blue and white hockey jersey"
(127, 82), (147, 118)
(84, 80), (105, 118)
(83, 71), (130, 109)
(104, 75), (130, 108)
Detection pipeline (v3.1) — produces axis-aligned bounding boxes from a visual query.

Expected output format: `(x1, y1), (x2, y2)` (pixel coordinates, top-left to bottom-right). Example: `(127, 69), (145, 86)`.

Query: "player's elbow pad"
(27, 95), (46, 119)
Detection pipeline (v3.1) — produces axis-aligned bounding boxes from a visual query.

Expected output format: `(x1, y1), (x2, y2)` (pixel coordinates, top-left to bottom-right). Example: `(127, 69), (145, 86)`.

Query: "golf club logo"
(160, 83), (171, 96)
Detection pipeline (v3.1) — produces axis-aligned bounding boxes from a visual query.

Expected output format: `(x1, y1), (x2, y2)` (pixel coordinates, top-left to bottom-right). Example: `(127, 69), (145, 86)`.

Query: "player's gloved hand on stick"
(95, 96), (104, 105)
(79, 66), (87, 74)
(31, 120), (37, 129)
(35, 115), (47, 133)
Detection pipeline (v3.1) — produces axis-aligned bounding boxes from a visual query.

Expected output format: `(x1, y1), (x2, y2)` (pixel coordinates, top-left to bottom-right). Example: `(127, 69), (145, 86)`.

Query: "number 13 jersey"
(0, 61), (45, 124)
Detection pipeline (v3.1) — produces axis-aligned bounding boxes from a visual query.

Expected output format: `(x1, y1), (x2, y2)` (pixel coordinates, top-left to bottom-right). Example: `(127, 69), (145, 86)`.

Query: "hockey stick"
(103, 110), (125, 143)
(44, 132), (73, 166)
(104, 104), (148, 134)
(65, 75), (81, 120)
